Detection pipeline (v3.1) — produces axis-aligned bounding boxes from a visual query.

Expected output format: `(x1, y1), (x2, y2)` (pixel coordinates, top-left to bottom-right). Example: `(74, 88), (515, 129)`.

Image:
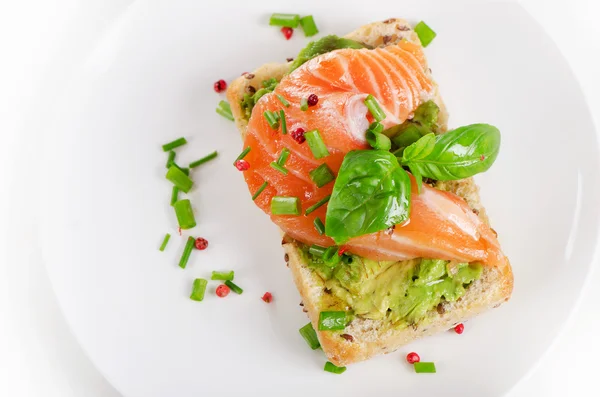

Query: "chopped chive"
(162, 137), (187, 152)
(304, 130), (329, 159)
(366, 129), (392, 150)
(364, 94), (386, 122)
(313, 217), (325, 235)
(299, 15), (319, 37)
(189, 151), (218, 168)
(305, 194), (330, 215)
(300, 97), (309, 111)
(264, 110), (280, 129)
(324, 361), (347, 374)
(414, 21), (436, 47)
(178, 236), (195, 269)
(166, 151), (176, 169)
(277, 148), (291, 165)
(309, 163), (335, 187)
(219, 100), (231, 112)
(269, 13), (300, 28)
(322, 246), (340, 267)
(173, 199), (196, 229)
(252, 181), (269, 201)
(318, 311), (347, 331)
(216, 100), (234, 121)
(299, 322), (321, 350)
(309, 244), (327, 257)
(279, 110), (287, 134)
(190, 278), (208, 301)
(171, 162), (190, 176)
(224, 280), (243, 294)
(166, 165), (193, 193)
(341, 254), (353, 264)
(271, 196), (301, 215)
(159, 233), (171, 251)
(369, 121), (384, 134)
(234, 147), (251, 165)
(270, 161), (289, 175)
(170, 185), (179, 206)
(277, 94), (291, 107)
(414, 362), (437, 373)
(211, 270), (235, 281)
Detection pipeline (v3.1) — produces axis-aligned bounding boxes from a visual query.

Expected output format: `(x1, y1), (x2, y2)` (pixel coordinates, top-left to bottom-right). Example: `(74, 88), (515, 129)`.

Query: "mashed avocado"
(300, 247), (482, 328)
(240, 78), (279, 119)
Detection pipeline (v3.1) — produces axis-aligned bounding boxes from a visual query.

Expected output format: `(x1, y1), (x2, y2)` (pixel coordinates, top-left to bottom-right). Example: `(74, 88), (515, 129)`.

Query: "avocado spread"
(240, 77), (279, 119)
(289, 35), (367, 72)
(299, 247), (482, 328)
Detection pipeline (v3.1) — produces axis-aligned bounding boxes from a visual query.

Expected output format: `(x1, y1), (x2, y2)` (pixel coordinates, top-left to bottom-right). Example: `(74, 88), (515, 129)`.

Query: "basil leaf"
(402, 133), (436, 162)
(401, 124), (501, 181)
(325, 150), (411, 244)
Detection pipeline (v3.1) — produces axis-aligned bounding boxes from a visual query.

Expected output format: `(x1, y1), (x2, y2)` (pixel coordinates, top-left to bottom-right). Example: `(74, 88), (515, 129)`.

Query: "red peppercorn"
(291, 128), (306, 144)
(213, 79), (227, 93)
(307, 94), (319, 107)
(235, 159), (250, 171)
(338, 247), (349, 256)
(194, 237), (208, 250)
(281, 27), (293, 40)
(261, 292), (273, 303)
(216, 284), (230, 298)
(454, 323), (465, 334)
(406, 352), (420, 364)
(480, 155), (485, 161)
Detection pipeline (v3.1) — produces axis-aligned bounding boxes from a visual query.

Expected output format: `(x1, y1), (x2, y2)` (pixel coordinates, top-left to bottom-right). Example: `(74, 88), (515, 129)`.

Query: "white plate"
(39, 1), (600, 396)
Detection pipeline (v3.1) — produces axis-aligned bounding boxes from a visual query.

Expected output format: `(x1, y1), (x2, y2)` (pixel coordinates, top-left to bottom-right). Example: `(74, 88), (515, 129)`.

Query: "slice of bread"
(227, 18), (513, 366)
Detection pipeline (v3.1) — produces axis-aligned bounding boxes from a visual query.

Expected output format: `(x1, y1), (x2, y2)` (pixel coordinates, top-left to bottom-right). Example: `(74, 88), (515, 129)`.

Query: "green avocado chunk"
(289, 35), (367, 72)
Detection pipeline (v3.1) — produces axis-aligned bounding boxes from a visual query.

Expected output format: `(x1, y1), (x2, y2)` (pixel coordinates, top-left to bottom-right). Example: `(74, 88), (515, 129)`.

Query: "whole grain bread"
(227, 18), (513, 366)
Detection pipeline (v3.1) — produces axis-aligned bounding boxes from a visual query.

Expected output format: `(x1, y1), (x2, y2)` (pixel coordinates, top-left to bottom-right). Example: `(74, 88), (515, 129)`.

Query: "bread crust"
(226, 18), (513, 366)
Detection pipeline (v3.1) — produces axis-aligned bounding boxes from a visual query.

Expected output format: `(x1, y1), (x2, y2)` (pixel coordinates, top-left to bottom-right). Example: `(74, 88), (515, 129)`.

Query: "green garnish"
(305, 194), (330, 215)
(166, 165), (193, 193)
(277, 148), (291, 166)
(162, 137), (187, 152)
(309, 163), (335, 187)
(366, 128), (392, 150)
(166, 151), (176, 169)
(414, 21), (436, 47)
(216, 100), (234, 121)
(324, 361), (347, 374)
(269, 13), (300, 28)
(252, 181), (269, 201)
(364, 94), (386, 122)
(279, 110), (287, 134)
(211, 270), (235, 281)
(159, 233), (171, 251)
(271, 196), (301, 215)
(304, 130), (329, 159)
(171, 162), (190, 176)
(270, 161), (289, 175)
(313, 217), (325, 235)
(300, 97), (308, 111)
(309, 244), (327, 257)
(170, 185), (179, 206)
(322, 246), (340, 267)
(190, 278), (208, 301)
(173, 199), (196, 229)
(225, 280), (243, 294)
(277, 94), (290, 107)
(189, 151), (218, 168)
(264, 110), (280, 129)
(299, 15), (319, 37)
(289, 35), (366, 72)
(234, 147), (251, 165)
(318, 311), (347, 331)
(299, 322), (321, 350)
(178, 236), (195, 269)
(414, 362), (437, 373)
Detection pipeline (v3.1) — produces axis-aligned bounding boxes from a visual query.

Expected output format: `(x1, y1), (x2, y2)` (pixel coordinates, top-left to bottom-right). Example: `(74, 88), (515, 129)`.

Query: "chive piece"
(277, 94), (291, 107)
(364, 94), (386, 122)
(171, 162), (190, 176)
(252, 181), (269, 201)
(322, 246), (340, 267)
(309, 244), (327, 257)
(318, 311), (347, 331)
(162, 137), (187, 152)
(304, 130), (330, 159)
(366, 129), (392, 150)
(225, 280), (243, 294)
(277, 148), (291, 165)
(271, 196), (301, 215)
(189, 151), (218, 168)
(170, 185), (179, 206)
(173, 199), (196, 229)
(166, 151), (176, 169)
(234, 147), (251, 165)
(299, 15), (319, 37)
(269, 13), (300, 28)
(309, 163), (335, 187)
(219, 100), (232, 112)
(270, 161), (289, 175)
(313, 217), (325, 235)
(279, 110), (288, 134)
(178, 236), (195, 269)
(264, 111), (280, 129)
(216, 100), (234, 121)
(369, 121), (384, 134)
(324, 361), (347, 374)
(166, 165), (193, 193)
(341, 254), (353, 264)
(299, 322), (321, 350)
(414, 362), (437, 373)
(414, 21), (437, 47)
(159, 233), (171, 251)
(305, 194), (331, 215)
(211, 270), (235, 281)
(300, 97), (309, 111)
(216, 107), (234, 121)
(190, 278), (208, 301)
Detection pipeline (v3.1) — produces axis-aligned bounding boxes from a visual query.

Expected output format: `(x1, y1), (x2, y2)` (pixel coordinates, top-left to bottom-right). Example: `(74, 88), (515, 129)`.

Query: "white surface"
(1, 0), (599, 396)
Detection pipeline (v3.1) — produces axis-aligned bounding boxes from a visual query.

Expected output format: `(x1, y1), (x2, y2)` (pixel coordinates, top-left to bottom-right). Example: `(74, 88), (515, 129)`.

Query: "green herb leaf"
(325, 150), (411, 244)
(402, 133), (436, 162)
(289, 35), (367, 72)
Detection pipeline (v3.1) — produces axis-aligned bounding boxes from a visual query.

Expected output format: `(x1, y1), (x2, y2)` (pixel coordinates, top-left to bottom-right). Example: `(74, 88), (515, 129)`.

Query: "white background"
(0, 0), (598, 396)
